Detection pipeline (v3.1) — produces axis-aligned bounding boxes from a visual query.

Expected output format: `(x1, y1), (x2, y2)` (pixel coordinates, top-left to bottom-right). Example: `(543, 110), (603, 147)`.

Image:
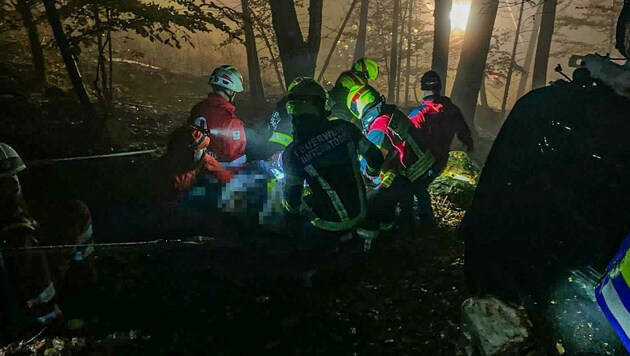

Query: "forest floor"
(0, 51), (486, 355)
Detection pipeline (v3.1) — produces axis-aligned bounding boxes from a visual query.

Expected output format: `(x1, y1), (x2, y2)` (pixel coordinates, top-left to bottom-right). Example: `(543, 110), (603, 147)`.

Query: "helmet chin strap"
(227, 91), (236, 103)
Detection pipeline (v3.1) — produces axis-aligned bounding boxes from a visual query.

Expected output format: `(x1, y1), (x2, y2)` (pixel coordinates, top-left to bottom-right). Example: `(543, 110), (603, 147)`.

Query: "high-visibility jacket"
(596, 231), (630, 352)
(190, 94), (247, 165)
(266, 96), (294, 153)
(364, 104), (435, 185)
(328, 70), (369, 122)
(282, 118), (383, 231)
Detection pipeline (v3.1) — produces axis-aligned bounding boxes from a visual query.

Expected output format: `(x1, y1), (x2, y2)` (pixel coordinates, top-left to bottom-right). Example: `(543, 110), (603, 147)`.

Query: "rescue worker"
(190, 65), (247, 167)
(282, 78), (383, 245)
(328, 58), (379, 124)
(154, 118), (234, 209)
(401, 71), (474, 224)
(346, 85), (439, 241)
(245, 77), (309, 162)
(0, 143), (62, 342)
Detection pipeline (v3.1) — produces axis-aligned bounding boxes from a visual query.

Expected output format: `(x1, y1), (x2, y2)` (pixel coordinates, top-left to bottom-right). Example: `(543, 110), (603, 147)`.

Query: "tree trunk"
(353, 0), (370, 61)
(431, 0), (452, 93)
(106, 24), (113, 103)
(269, 0), (323, 86)
(450, 0), (499, 133)
(317, 0), (359, 82)
(516, 0), (542, 99)
(93, 4), (108, 107)
(480, 76), (489, 107)
(531, 0), (557, 89)
(500, 0), (525, 113)
(608, 0), (620, 54)
(241, 0), (265, 101)
(404, 0), (413, 105)
(395, 1), (407, 103)
(387, 0), (401, 101)
(15, 0), (45, 85)
(250, 10), (285, 92)
(42, 0), (94, 116)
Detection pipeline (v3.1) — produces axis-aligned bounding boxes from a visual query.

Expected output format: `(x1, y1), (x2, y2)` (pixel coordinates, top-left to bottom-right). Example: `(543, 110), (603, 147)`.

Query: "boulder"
(461, 297), (534, 355)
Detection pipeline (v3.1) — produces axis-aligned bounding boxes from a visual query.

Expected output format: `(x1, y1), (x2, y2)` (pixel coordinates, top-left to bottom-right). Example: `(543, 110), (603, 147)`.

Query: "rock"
(461, 297), (533, 356)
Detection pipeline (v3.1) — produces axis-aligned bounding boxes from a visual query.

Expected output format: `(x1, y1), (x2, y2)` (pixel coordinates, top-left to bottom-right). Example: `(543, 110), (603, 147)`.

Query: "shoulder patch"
(232, 130), (241, 140)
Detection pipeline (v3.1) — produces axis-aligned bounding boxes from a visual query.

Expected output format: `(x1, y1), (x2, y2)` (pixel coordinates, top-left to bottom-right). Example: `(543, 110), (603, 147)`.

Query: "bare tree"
(42, 0), (94, 117)
(501, 0), (525, 112)
(404, 0), (413, 104)
(388, 0), (401, 100)
(269, 0), (323, 85)
(353, 0), (370, 61)
(450, 0), (500, 133)
(532, 0), (557, 88)
(317, 0), (359, 82)
(431, 0), (452, 92)
(395, 0), (408, 103)
(15, 0), (45, 85)
(516, 1), (542, 98)
(242, 0), (265, 101)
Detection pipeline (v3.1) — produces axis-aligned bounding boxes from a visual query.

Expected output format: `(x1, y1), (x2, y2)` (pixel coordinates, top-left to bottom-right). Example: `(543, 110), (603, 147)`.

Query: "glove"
(364, 172), (383, 190)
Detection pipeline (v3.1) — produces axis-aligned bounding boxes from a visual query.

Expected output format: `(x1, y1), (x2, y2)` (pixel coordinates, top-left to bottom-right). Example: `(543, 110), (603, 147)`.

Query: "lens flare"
(450, 2), (471, 32)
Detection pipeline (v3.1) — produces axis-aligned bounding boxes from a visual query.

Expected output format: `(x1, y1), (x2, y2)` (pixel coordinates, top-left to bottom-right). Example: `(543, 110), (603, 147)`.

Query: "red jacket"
(190, 94), (247, 163)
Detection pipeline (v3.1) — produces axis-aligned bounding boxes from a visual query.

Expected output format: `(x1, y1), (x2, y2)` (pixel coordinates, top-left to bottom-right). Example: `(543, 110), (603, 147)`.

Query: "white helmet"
(0, 143), (25, 178)
(208, 65), (244, 93)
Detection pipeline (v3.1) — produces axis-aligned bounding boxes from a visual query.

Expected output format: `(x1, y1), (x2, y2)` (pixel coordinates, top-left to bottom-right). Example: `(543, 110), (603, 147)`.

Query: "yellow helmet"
(346, 84), (383, 120)
(352, 58), (379, 81)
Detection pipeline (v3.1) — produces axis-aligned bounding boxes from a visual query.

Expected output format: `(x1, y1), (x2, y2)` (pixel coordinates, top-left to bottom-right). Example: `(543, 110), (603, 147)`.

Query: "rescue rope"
(5, 237), (214, 252)
(19, 326), (48, 346)
(26, 149), (157, 166)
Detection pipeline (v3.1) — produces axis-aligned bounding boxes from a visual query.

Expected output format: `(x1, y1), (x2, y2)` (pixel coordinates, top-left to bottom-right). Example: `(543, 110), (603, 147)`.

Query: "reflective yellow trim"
(309, 142), (367, 231)
(268, 131), (293, 147)
(404, 137), (435, 182)
(304, 165), (349, 222)
(381, 171), (396, 188)
(619, 248), (630, 282)
(283, 199), (301, 214)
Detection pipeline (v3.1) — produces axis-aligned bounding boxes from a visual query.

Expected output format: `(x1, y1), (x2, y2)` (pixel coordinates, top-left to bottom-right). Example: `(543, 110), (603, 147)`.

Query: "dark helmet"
(420, 71), (442, 92)
(285, 78), (328, 118)
(616, 0), (630, 57)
